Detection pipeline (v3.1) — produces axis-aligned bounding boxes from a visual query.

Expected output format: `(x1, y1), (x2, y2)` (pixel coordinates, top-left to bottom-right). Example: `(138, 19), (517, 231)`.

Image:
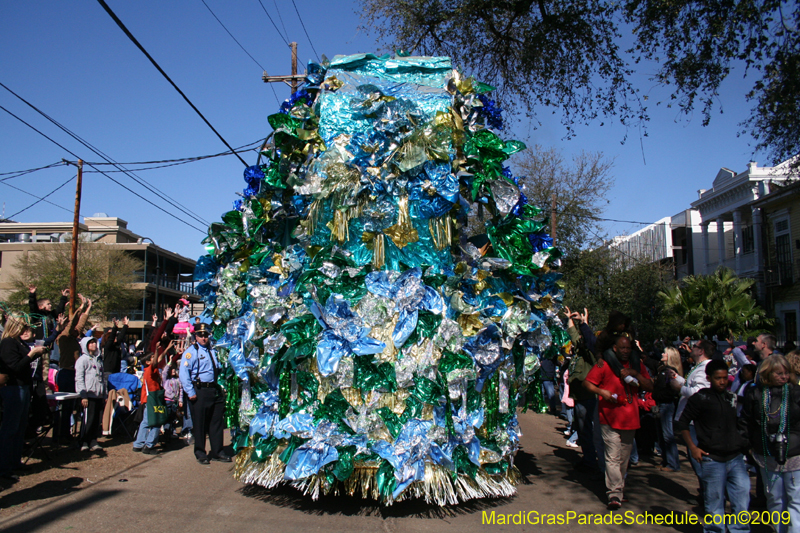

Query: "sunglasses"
(196, 332), (210, 338)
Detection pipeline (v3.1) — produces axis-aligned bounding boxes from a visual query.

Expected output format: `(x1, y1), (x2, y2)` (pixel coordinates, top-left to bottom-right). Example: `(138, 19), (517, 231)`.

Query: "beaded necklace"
(761, 384), (790, 472)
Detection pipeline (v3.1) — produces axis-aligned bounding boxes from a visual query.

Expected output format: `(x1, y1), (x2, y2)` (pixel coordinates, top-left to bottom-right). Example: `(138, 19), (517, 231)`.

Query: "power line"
(96, 0), (248, 167)
(6, 175), (76, 219)
(0, 161), (66, 179)
(0, 82), (211, 227)
(0, 104), (206, 233)
(271, 0), (291, 44)
(255, 0), (289, 45)
(200, 0), (264, 71)
(290, 0), (320, 62)
(199, 0), (281, 106)
(82, 139), (263, 167)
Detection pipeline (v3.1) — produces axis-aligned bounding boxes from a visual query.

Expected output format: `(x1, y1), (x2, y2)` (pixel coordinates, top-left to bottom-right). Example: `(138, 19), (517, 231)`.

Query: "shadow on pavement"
(0, 487), (120, 532)
(0, 477), (84, 511)
(514, 449), (542, 482)
(240, 483), (514, 518)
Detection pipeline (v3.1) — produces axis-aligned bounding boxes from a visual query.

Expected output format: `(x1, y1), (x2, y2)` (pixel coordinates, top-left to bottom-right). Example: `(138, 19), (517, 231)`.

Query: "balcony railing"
(132, 272), (197, 295)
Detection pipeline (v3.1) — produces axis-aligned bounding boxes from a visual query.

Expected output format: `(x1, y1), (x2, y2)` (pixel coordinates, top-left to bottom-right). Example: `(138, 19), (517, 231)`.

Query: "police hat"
(194, 322), (212, 336)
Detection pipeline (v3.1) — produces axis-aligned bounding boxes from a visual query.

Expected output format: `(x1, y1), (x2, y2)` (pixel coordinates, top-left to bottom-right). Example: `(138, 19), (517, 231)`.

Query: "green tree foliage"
(513, 146), (614, 256)
(562, 246), (675, 345)
(359, 0), (800, 168)
(658, 267), (773, 339)
(7, 242), (144, 320)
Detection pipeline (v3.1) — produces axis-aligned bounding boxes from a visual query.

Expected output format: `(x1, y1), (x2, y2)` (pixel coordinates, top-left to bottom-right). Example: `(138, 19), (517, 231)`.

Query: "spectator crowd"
(0, 288), (205, 485)
(3, 285), (800, 533)
(554, 306), (800, 531)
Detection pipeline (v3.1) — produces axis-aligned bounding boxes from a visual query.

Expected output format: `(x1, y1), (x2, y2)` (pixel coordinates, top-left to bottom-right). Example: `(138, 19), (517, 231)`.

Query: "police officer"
(179, 323), (231, 465)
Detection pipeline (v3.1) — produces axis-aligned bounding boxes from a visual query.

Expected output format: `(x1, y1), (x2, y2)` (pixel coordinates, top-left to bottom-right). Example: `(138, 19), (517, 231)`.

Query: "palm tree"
(658, 267), (773, 339)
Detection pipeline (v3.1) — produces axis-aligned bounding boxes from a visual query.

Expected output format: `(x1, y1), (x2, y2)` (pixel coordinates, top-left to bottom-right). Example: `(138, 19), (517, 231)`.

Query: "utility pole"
(64, 159), (83, 313)
(550, 193), (557, 245)
(262, 42), (305, 94)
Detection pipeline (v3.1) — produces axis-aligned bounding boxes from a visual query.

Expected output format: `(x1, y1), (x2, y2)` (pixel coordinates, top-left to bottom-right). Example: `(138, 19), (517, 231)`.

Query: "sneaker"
(607, 497), (622, 510)
(143, 447), (159, 455)
(80, 444), (90, 452)
(563, 429), (572, 436)
(90, 442), (102, 451)
(185, 434), (195, 445)
(132, 447), (143, 453)
(565, 440), (579, 448)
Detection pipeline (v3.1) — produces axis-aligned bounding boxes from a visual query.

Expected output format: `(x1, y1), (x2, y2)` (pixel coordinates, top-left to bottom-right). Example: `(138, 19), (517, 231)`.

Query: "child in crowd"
(679, 360), (750, 533)
(75, 336), (106, 451)
(162, 365), (183, 441)
(173, 296), (193, 337)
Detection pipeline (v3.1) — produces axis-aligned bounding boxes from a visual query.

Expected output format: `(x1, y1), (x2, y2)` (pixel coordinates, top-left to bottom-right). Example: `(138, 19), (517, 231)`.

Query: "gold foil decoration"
(372, 233), (385, 269)
(457, 313), (484, 336)
(327, 209), (350, 243)
(382, 196), (418, 249)
(534, 294), (553, 311)
(429, 215), (452, 251)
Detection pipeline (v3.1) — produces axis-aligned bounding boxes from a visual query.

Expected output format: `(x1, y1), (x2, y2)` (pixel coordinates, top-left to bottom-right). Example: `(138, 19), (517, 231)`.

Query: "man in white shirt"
(670, 339), (714, 505)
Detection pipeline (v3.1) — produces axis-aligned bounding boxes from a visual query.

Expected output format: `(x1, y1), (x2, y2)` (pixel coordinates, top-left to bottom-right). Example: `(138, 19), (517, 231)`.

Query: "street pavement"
(0, 410), (763, 533)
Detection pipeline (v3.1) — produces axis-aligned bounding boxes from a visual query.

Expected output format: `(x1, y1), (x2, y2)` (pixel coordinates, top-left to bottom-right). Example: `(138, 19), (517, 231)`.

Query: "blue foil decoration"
(365, 268), (444, 347)
(310, 294), (386, 376)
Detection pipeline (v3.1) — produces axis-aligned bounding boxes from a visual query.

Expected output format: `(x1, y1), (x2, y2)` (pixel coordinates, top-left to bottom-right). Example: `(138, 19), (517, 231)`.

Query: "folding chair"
(54, 368), (80, 442)
(107, 372), (141, 440)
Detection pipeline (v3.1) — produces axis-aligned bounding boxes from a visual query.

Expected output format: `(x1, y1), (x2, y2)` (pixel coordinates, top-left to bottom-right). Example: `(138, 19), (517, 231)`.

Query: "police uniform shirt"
(179, 343), (219, 398)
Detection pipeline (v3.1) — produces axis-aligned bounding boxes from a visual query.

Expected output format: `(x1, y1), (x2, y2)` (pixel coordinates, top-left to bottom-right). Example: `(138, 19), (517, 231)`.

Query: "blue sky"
(0, 1), (769, 261)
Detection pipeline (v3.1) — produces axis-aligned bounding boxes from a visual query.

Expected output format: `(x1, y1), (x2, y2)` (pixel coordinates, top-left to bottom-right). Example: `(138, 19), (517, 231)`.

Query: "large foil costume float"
(193, 53), (568, 505)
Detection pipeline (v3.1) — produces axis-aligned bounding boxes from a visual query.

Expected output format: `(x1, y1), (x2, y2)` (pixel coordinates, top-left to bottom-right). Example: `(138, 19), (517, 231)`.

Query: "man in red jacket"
(584, 335), (653, 510)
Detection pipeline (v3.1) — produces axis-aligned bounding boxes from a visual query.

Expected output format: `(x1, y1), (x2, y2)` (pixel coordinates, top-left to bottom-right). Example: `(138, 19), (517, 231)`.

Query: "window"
(785, 311), (798, 344)
(742, 225), (754, 254)
(774, 217), (793, 284)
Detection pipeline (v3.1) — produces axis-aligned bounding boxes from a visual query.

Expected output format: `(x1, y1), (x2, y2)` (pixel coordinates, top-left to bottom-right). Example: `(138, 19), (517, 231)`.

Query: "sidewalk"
(0, 411), (761, 533)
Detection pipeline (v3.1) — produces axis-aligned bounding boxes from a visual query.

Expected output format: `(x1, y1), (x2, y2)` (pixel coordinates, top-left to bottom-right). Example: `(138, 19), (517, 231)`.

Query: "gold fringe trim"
(234, 449), (521, 506)
(429, 215), (452, 251)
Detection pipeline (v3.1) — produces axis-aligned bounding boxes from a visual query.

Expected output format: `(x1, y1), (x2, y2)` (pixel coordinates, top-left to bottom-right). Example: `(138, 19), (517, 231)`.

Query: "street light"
(137, 237), (159, 321)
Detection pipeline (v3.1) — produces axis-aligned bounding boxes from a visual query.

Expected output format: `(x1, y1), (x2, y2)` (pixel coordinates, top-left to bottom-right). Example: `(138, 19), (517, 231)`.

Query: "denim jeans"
(133, 403), (160, 449)
(0, 385), (31, 475)
(701, 455), (750, 533)
(630, 438), (639, 464)
(688, 425), (705, 497)
(541, 380), (558, 412)
(182, 391), (193, 433)
(760, 467), (800, 533)
(574, 398), (598, 469)
(659, 402), (681, 470)
(563, 406), (574, 426)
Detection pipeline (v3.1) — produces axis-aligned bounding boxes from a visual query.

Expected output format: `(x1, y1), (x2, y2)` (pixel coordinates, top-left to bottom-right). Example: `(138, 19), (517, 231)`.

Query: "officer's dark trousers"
(189, 387), (224, 460)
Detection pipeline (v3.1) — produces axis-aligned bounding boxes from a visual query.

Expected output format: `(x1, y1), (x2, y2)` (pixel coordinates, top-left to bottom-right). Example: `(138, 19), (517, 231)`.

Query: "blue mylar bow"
(309, 294), (386, 377)
(284, 421), (341, 480)
(372, 418), (433, 499)
(365, 267), (444, 347)
(462, 323), (507, 391)
(249, 390), (279, 436)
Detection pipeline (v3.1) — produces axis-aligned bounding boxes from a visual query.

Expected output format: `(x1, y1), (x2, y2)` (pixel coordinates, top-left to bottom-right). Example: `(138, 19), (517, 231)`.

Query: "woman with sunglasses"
(0, 317), (46, 480)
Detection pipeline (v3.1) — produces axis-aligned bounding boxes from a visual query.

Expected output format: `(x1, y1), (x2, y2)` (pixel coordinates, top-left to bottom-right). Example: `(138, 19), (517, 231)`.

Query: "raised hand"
(123, 316), (129, 326)
(61, 288), (70, 297)
(29, 285), (37, 294)
(164, 307), (174, 319)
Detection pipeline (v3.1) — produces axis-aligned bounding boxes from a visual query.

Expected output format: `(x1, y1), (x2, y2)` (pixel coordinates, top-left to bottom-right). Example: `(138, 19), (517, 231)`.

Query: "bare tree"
(513, 146), (614, 255)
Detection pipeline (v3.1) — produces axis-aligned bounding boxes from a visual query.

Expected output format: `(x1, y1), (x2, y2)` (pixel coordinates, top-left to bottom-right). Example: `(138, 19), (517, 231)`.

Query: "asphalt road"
(0, 411), (765, 533)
